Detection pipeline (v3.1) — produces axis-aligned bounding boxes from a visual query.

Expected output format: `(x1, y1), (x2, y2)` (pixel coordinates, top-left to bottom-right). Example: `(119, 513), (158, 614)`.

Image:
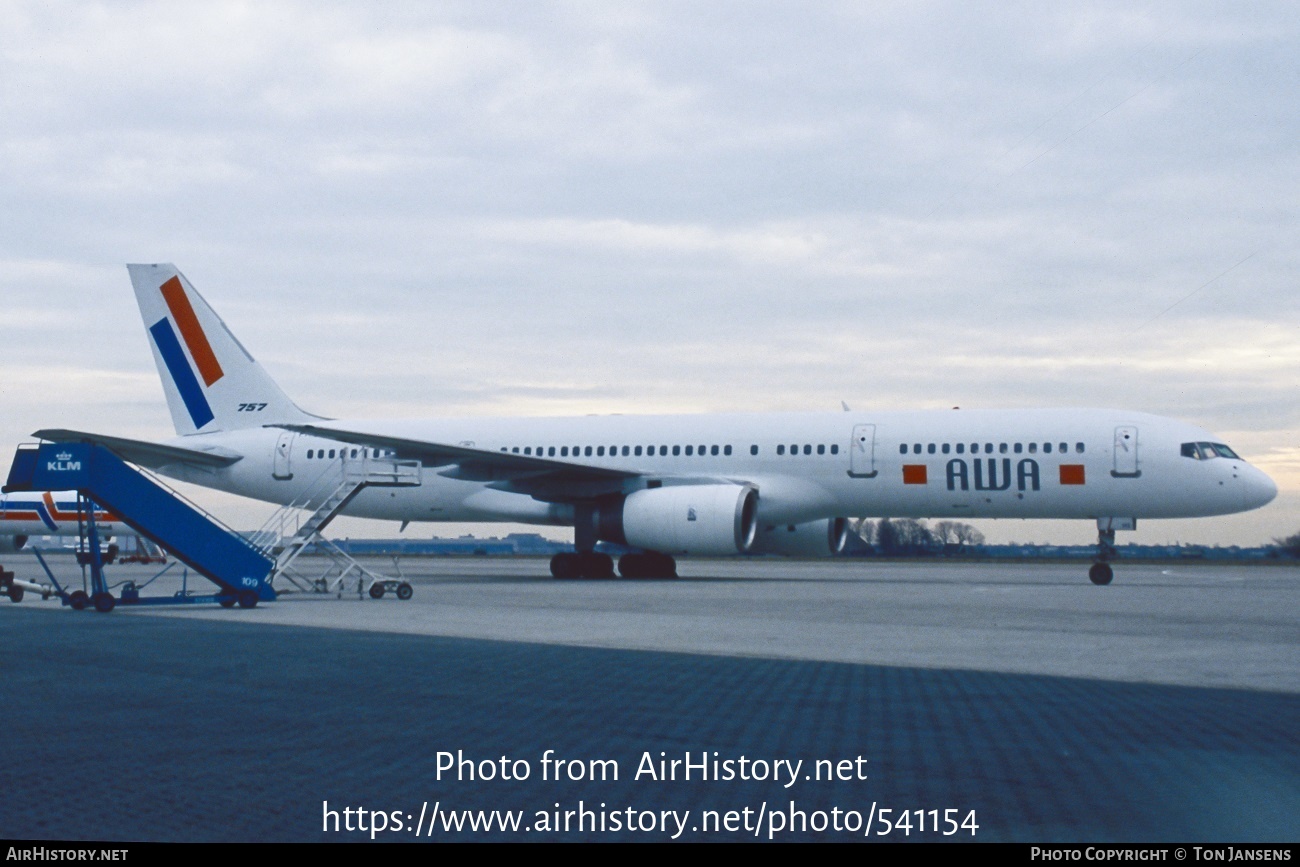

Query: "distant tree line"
(850, 518), (985, 556)
(1273, 531), (1300, 558)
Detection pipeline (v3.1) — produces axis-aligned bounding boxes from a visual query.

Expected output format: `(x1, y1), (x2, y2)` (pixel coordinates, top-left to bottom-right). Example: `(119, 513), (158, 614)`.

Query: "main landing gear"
(554, 503), (679, 580)
(549, 551), (678, 580)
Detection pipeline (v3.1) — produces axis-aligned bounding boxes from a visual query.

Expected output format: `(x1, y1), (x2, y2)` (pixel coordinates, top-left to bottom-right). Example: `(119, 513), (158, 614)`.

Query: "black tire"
(237, 590), (259, 609)
(396, 582), (413, 601)
(7, 585), (24, 603)
(92, 592), (116, 613)
(550, 553), (579, 579)
(219, 596), (237, 608)
(68, 590), (89, 611)
(627, 552), (677, 579)
(1089, 562), (1114, 585)
(369, 583), (385, 599)
(617, 553), (644, 579)
(579, 552), (615, 579)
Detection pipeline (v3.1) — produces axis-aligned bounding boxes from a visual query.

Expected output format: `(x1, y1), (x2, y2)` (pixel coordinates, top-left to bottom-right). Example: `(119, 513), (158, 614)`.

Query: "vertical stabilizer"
(127, 263), (315, 436)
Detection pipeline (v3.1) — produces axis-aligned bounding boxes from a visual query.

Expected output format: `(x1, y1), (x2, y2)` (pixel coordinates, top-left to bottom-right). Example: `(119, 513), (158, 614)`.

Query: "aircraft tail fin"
(127, 263), (317, 436)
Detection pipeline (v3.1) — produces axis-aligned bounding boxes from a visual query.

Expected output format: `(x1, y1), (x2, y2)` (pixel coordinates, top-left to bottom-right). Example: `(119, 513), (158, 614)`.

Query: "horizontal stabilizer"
(33, 429), (243, 469)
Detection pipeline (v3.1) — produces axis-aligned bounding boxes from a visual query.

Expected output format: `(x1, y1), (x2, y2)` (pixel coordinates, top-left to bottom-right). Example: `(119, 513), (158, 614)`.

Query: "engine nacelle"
(749, 518), (850, 557)
(599, 484), (759, 556)
(0, 535), (29, 553)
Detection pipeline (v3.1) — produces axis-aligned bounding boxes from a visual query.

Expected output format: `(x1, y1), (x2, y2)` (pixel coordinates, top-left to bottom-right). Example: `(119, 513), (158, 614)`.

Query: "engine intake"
(0, 535), (29, 553)
(749, 518), (850, 557)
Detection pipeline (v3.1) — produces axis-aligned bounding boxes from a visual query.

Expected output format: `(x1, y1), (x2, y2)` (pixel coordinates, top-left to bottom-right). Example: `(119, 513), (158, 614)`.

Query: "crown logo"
(56, 451), (72, 461)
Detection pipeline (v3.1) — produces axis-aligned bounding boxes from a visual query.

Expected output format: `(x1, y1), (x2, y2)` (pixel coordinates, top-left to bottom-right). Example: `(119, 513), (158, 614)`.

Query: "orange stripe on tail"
(160, 276), (224, 386)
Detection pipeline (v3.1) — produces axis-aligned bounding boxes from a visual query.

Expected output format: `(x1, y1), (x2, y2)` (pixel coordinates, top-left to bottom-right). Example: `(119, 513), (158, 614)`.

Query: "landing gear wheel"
(550, 552), (580, 579)
(92, 592), (116, 613)
(1089, 562), (1114, 585)
(396, 582), (413, 600)
(68, 590), (89, 611)
(219, 596), (237, 608)
(579, 552), (615, 579)
(369, 583), (386, 599)
(237, 590), (259, 609)
(7, 585), (23, 603)
(620, 552), (678, 579)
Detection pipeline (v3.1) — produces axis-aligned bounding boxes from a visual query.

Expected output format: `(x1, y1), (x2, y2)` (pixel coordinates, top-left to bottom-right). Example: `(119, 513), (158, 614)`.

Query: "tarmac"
(1, 556), (1297, 843)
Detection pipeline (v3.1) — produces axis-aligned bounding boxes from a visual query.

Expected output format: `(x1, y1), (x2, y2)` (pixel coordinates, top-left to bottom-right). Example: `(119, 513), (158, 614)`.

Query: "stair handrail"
(123, 462), (271, 562)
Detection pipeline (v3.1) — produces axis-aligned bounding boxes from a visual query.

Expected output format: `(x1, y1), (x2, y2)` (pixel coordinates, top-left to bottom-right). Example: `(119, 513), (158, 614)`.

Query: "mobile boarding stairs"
(3, 441), (420, 612)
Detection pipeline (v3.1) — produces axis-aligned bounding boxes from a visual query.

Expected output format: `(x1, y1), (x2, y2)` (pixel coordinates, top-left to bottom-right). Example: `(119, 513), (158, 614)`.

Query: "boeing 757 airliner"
(32, 264), (1278, 584)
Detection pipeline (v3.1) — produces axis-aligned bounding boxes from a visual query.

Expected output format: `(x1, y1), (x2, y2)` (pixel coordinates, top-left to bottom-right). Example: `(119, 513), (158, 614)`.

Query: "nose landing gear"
(1090, 518), (1133, 585)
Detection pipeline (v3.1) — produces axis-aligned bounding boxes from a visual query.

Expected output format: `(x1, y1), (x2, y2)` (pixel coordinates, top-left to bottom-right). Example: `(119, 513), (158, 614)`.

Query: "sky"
(1, 0), (1296, 547)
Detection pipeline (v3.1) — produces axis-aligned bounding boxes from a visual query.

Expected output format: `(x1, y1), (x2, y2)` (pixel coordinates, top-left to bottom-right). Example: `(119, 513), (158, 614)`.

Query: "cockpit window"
(1209, 443), (1240, 459)
(1181, 441), (1241, 460)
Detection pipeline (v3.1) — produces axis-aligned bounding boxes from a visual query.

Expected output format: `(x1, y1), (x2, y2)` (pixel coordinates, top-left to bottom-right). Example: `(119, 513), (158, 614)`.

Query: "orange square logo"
(902, 464), (928, 485)
(1059, 464), (1086, 485)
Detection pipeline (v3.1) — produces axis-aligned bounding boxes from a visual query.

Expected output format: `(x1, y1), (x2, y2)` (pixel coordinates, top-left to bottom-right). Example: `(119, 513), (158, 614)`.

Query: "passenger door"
(849, 424), (877, 478)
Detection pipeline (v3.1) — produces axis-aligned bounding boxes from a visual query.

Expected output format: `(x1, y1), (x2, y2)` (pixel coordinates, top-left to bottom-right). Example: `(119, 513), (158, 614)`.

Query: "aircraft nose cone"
(1242, 466), (1278, 511)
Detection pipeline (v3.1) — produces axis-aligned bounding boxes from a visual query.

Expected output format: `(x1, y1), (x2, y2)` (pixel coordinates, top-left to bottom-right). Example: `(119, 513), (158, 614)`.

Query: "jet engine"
(749, 518), (850, 557)
(0, 535), (29, 553)
(598, 484), (759, 556)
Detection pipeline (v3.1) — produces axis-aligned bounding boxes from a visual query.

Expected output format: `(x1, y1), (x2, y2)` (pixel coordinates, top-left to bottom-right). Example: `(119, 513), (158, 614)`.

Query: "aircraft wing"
(274, 423), (638, 499)
(31, 429), (243, 469)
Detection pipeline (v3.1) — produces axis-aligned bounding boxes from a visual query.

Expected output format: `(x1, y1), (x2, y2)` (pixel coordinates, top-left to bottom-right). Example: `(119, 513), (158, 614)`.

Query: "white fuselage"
(157, 408), (1277, 529)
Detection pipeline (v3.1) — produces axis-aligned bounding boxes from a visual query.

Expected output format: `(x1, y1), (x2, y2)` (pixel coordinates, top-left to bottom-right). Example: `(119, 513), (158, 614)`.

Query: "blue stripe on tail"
(150, 319), (215, 429)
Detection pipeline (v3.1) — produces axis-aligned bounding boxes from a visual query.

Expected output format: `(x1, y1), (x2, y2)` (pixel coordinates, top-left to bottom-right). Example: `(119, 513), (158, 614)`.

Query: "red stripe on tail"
(160, 276), (224, 386)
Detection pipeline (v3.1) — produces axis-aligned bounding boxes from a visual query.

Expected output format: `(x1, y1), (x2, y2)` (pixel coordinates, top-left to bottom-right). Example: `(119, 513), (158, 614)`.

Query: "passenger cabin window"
(830, 444), (838, 455)
(750, 445), (758, 455)
(777, 445), (785, 456)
